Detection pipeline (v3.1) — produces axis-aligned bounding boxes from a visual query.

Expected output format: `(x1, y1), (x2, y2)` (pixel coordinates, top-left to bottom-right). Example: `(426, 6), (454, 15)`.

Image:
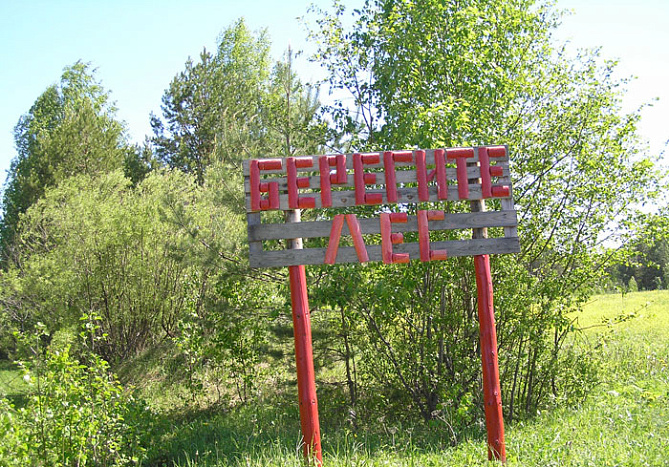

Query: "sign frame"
(244, 146), (518, 463)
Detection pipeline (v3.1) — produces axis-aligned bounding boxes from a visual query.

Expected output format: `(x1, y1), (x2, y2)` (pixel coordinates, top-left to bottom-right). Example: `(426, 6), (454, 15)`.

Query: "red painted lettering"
(332, 154), (347, 184)
(250, 159), (282, 211)
(383, 151), (398, 203)
(324, 214), (369, 264)
(287, 157), (316, 209)
(324, 215), (345, 264)
(415, 150), (430, 201)
(478, 147), (492, 199)
(319, 156), (333, 207)
(418, 210), (447, 261)
(434, 149), (448, 200)
(447, 148), (475, 200)
(380, 212), (409, 264)
(353, 153), (383, 205)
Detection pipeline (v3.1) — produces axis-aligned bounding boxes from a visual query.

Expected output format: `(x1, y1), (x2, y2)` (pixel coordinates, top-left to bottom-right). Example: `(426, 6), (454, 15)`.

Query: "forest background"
(0, 0), (668, 466)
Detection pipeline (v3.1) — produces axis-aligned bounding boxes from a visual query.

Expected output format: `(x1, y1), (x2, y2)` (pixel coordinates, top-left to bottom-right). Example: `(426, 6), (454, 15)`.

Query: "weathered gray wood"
(469, 154), (487, 240)
(245, 183), (515, 212)
(249, 210), (518, 242)
(246, 212), (263, 256)
(249, 237), (521, 268)
(285, 209), (302, 250)
(497, 155), (518, 238)
(245, 145), (518, 268)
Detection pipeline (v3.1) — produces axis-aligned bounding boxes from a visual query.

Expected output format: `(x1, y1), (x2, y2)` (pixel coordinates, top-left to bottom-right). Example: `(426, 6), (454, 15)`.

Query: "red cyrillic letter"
(434, 149), (448, 200)
(324, 215), (345, 264)
(487, 146), (509, 198)
(415, 150), (430, 201)
(417, 210), (447, 261)
(287, 157), (316, 209)
(383, 151), (398, 203)
(353, 153), (382, 205)
(319, 156), (333, 207)
(380, 212), (409, 264)
(478, 147), (492, 199)
(447, 148), (475, 200)
(323, 214), (369, 264)
(250, 159), (282, 211)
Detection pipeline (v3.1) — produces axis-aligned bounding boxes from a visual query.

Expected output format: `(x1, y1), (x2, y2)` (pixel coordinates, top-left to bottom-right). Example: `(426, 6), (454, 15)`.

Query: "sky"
(0, 0), (667, 190)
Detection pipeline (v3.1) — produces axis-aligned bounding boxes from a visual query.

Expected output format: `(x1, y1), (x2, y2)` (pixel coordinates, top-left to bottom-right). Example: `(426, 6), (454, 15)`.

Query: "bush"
(0, 319), (152, 466)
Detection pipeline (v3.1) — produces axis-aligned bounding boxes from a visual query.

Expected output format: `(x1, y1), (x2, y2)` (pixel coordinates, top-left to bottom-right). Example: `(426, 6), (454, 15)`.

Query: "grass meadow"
(151, 290), (669, 466)
(1, 290), (668, 466)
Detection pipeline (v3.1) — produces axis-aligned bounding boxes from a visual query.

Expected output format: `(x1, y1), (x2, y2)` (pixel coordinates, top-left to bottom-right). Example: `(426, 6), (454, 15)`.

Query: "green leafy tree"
(263, 48), (326, 157)
(615, 211), (669, 290)
(0, 171), (208, 361)
(151, 19), (273, 184)
(0, 163), (284, 401)
(151, 20), (326, 188)
(1, 62), (133, 257)
(309, 0), (660, 422)
(627, 275), (639, 292)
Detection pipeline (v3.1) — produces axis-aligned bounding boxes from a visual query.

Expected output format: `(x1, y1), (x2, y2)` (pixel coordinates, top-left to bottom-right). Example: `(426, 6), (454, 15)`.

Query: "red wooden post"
(287, 210), (323, 465)
(474, 254), (506, 462)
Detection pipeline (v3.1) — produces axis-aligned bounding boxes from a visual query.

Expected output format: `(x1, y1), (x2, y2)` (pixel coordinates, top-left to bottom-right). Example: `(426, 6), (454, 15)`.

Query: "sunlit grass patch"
(0, 360), (28, 407)
(575, 289), (669, 337)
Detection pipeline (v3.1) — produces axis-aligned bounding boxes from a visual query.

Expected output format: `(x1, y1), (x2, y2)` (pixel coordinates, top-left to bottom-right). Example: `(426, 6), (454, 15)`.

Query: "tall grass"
(152, 290), (669, 466)
(2, 291), (667, 466)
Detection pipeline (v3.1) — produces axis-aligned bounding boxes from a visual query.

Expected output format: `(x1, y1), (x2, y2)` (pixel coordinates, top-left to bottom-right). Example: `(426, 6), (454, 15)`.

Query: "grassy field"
(1, 291), (668, 466)
(0, 360), (28, 408)
(151, 290), (669, 466)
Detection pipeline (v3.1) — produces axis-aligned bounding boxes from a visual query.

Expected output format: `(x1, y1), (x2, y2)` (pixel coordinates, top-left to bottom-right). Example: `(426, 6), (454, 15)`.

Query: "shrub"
(0, 319), (152, 466)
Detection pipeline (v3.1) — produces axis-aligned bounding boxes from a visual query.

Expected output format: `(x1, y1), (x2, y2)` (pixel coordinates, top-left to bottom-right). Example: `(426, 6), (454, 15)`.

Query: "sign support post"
(286, 209), (323, 465)
(470, 156), (506, 462)
(474, 254), (506, 461)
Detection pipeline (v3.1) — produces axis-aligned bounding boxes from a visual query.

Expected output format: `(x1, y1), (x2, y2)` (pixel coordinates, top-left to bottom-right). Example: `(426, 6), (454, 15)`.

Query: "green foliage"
(264, 48), (327, 158)
(151, 19), (325, 186)
(613, 210), (669, 290)
(307, 0), (661, 422)
(0, 171), (195, 361)
(0, 167), (249, 363)
(172, 270), (277, 404)
(0, 318), (151, 466)
(0, 162), (285, 403)
(1, 62), (134, 256)
(129, 291), (669, 466)
(2, 7), (666, 466)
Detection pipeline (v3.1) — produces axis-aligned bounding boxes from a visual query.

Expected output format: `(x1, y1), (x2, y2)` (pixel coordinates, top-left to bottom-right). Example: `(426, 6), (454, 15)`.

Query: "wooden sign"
(244, 146), (519, 268)
(243, 145), (517, 464)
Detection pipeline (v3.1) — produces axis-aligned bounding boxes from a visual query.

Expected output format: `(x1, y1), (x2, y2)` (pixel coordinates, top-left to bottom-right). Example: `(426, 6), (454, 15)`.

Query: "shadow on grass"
(142, 385), (488, 467)
(144, 400), (302, 466)
(0, 359), (29, 409)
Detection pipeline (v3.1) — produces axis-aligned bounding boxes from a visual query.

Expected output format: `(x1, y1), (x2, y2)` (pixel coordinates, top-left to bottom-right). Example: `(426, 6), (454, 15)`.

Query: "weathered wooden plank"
(249, 237), (521, 268)
(247, 212), (263, 256)
(468, 157), (487, 240)
(245, 183), (517, 212)
(242, 147), (509, 176)
(248, 210), (518, 242)
(498, 162), (518, 239)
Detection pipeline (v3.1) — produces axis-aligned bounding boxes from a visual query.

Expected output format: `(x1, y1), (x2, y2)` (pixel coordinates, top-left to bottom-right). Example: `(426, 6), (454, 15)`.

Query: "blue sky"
(0, 0), (667, 189)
